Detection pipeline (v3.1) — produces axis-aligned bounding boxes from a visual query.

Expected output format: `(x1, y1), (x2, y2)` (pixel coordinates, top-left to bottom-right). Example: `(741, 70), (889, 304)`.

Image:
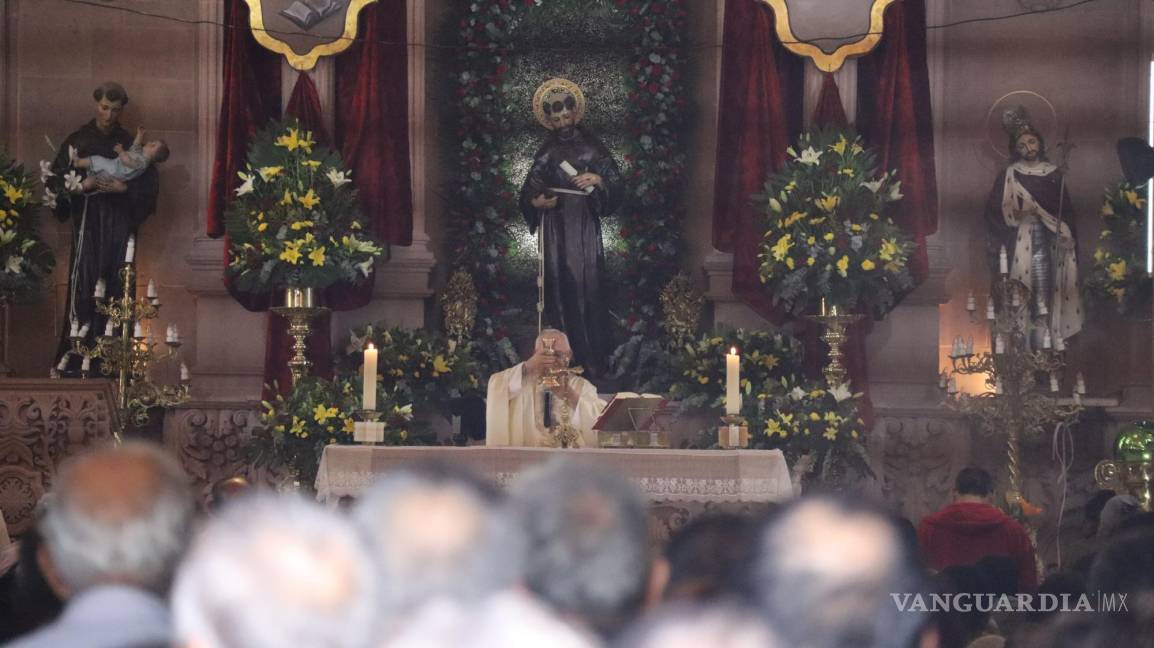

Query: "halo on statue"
(984, 90), (1059, 160)
(532, 78), (587, 130)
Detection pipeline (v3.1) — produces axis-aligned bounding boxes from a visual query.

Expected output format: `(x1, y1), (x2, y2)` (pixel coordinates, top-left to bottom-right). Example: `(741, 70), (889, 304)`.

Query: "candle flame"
(366, 343), (375, 350)
(730, 347), (737, 355)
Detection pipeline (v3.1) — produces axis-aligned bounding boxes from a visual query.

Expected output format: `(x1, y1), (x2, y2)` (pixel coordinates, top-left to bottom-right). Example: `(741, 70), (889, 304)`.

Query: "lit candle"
(180, 363), (190, 382)
(986, 298), (996, 320)
(147, 279), (157, 299)
(124, 235), (135, 263)
(1049, 372), (1059, 393)
(133, 322), (144, 338)
(363, 343), (378, 411)
(994, 334), (1005, 354)
(726, 347), (741, 415)
(80, 356), (91, 372)
(93, 278), (106, 299)
(999, 246), (1009, 275)
(69, 319), (79, 338)
(965, 290), (976, 312)
(1042, 328), (1052, 349)
(77, 322), (90, 338)
(103, 321), (115, 337)
(1076, 372), (1087, 395)
(166, 325), (176, 343)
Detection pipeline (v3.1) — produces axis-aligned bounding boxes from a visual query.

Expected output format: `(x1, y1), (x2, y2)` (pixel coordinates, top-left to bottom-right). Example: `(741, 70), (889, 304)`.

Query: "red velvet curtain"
(336, 0), (413, 245)
(713, 0), (803, 319)
(857, 0), (937, 283)
(207, 0), (282, 238)
(812, 73), (849, 129)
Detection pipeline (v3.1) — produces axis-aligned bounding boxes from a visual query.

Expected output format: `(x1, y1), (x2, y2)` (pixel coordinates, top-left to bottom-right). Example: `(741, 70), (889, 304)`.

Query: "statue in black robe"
(52, 83), (159, 372)
(520, 79), (623, 379)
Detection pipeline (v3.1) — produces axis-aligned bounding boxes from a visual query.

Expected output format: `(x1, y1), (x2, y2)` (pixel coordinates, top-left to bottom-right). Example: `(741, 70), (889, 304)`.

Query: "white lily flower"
(4, 255), (23, 274)
(63, 170), (84, 193)
(860, 179), (883, 193)
(356, 259), (374, 277)
(830, 383), (854, 402)
(39, 160), (55, 182)
(798, 147), (822, 166)
(326, 168), (352, 188)
(42, 188), (57, 209)
(790, 386), (806, 401)
(235, 172), (255, 197)
(888, 180), (904, 201)
(768, 197), (782, 213)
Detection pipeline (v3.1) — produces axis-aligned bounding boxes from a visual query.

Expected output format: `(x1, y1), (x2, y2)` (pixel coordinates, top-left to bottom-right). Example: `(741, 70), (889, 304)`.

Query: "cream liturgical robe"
(485, 363), (605, 447)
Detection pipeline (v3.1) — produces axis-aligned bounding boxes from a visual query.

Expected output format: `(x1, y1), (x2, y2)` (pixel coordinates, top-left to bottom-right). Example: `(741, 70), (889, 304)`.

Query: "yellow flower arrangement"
(757, 129), (915, 318)
(1087, 181), (1152, 317)
(226, 120), (384, 292)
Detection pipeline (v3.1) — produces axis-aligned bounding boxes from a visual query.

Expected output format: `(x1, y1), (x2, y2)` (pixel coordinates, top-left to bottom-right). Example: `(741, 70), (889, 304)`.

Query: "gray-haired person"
(507, 457), (658, 640)
(6, 442), (194, 648)
(351, 463), (523, 639)
(172, 495), (381, 648)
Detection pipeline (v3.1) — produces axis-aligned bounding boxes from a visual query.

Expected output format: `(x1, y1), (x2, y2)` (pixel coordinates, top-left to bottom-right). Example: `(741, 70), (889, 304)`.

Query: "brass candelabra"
(62, 261), (189, 438)
(944, 275), (1081, 508)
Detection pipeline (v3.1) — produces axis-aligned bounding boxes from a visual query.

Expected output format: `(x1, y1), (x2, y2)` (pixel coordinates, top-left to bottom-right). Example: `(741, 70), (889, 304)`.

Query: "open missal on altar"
(594, 393), (669, 448)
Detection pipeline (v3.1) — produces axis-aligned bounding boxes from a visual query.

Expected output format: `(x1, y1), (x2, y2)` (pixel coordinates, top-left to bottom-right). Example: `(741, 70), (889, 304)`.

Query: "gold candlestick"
(271, 286), (329, 385)
(806, 298), (864, 387)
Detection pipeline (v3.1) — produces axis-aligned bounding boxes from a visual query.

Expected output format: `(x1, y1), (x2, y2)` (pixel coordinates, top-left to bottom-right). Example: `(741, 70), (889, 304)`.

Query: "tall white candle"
(1049, 372), (1059, 393)
(56, 353), (70, 371)
(725, 347), (741, 415)
(986, 298), (996, 320)
(93, 278), (106, 299)
(180, 363), (190, 382)
(1075, 372), (1087, 395)
(77, 323), (90, 338)
(69, 319), (79, 337)
(80, 355), (91, 372)
(146, 279), (157, 299)
(104, 321), (115, 337)
(999, 246), (1009, 275)
(1054, 335), (1066, 351)
(965, 290), (976, 312)
(133, 322), (144, 338)
(994, 334), (1005, 355)
(363, 343), (378, 411)
(124, 235), (135, 263)
(1042, 328), (1052, 349)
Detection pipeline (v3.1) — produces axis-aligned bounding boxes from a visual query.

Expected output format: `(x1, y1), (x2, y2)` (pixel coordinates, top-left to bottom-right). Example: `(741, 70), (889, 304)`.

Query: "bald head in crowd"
(39, 442), (194, 596)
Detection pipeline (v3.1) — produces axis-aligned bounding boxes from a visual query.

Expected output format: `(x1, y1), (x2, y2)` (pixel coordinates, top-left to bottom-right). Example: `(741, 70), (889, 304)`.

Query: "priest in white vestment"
(486, 330), (605, 447)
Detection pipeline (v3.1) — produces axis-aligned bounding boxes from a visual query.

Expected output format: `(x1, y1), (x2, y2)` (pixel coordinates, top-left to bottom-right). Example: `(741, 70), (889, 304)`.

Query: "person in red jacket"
(917, 467), (1038, 591)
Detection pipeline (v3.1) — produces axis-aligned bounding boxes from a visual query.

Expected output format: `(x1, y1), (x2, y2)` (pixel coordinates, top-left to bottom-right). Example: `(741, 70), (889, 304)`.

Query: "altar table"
(315, 445), (793, 507)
